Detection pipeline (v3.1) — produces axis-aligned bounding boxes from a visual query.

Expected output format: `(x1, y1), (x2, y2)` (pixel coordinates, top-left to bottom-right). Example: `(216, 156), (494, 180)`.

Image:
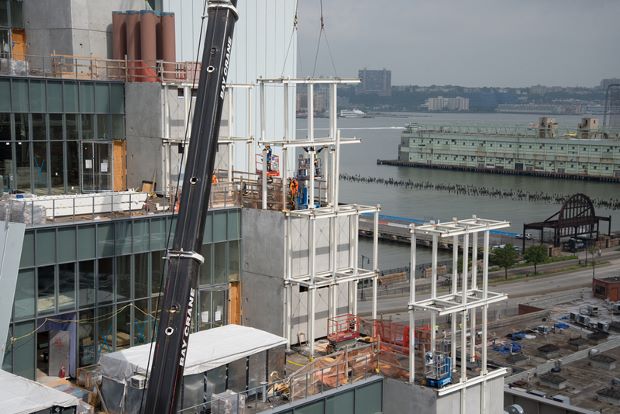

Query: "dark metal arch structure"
(523, 193), (611, 250)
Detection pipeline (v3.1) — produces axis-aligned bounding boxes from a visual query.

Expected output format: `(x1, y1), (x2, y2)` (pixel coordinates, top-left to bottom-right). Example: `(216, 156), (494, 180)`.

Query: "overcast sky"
(296, 0), (620, 87)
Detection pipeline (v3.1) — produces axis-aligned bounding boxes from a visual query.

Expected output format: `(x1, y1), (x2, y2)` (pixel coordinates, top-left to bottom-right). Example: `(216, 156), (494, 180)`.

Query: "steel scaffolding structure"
(408, 216), (510, 414)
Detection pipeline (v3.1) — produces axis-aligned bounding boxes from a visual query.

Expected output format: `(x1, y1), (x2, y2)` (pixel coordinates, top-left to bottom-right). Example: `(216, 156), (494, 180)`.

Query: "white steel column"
(227, 89), (234, 182)
(282, 148), (288, 209)
(261, 148), (267, 209)
(470, 232), (478, 363)
(461, 233), (469, 384)
(372, 207), (379, 320)
(431, 234), (438, 353)
(409, 225), (417, 383)
(451, 234), (458, 370)
(482, 231), (489, 373)
(247, 87), (253, 175)
(260, 80), (266, 141)
(286, 214), (294, 350)
(308, 84), (315, 209)
(309, 215), (317, 356)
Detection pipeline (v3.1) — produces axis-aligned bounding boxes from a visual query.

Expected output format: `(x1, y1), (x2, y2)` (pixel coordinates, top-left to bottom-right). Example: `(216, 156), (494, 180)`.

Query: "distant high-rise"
(357, 68), (391, 96)
(600, 78), (620, 91)
(425, 96), (470, 112)
(604, 84), (620, 129)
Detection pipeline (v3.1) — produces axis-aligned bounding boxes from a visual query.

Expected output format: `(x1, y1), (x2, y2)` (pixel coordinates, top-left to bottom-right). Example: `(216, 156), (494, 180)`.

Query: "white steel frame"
(408, 216), (509, 414)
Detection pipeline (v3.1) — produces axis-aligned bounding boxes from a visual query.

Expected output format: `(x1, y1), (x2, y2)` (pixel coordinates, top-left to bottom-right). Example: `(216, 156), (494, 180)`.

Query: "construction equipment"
(327, 314), (361, 350)
(142, 1), (239, 412)
(424, 351), (452, 388)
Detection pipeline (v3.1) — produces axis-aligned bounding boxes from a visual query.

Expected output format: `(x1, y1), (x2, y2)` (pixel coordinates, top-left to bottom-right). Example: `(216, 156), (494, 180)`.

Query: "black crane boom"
(142, 1), (239, 412)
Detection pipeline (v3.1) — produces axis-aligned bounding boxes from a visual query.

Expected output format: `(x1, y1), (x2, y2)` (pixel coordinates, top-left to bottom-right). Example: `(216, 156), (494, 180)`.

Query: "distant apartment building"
(357, 68), (391, 96)
(600, 78), (620, 90)
(425, 96), (469, 112)
(496, 103), (585, 115)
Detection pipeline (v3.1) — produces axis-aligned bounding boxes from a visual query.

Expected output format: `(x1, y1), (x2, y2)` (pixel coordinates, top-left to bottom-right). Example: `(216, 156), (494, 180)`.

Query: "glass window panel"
(111, 115), (124, 138)
(228, 240), (239, 282)
(35, 229), (55, 265)
(14, 113), (28, 140)
(47, 82), (63, 113)
(199, 290), (211, 330)
(0, 113), (9, 139)
(49, 114), (63, 139)
(3, 325), (12, 372)
(66, 140), (79, 192)
(227, 209), (240, 239)
(326, 391), (354, 414)
(29, 81), (45, 113)
(199, 244), (212, 286)
(227, 358), (247, 392)
(10, 0), (24, 27)
(114, 221), (132, 255)
(78, 309), (95, 367)
(213, 242), (227, 284)
(50, 141), (64, 193)
(0, 80), (8, 111)
(133, 219), (149, 252)
(110, 83), (125, 114)
(95, 83), (110, 113)
(96, 114), (109, 139)
(97, 223), (114, 257)
(296, 402), (323, 414)
(15, 141), (29, 192)
(32, 141), (48, 194)
(116, 255), (131, 302)
(13, 321), (35, 379)
(248, 352), (266, 389)
(79, 83), (94, 113)
(66, 114), (78, 140)
(81, 114), (94, 140)
(58, 262), (75, 311)
(214, 212), (227, 242)
(78, 260), (95, 309)
(202, 213), (212, 244)
(97, 305), (114, 356)
(151, 251), (165, 298)
(150, 218), (167, 251)
(0, 3), (8, 27)
(14, 269), (35, 320)
(134, 253), (149, 299)
(355, 382), (383, 414)
(57, 227), (76, 263)
(11, 79), (28, 112)
(63, 82), (78, 113)
(21, 230), (34, 268)
(205, 365), (227, 404)
(31, 113), (46, 140)
(0, 141), (13, 192)
(212, 289), (226, 328)
(98, 258), (114, 305)
(133, 298), (151, 344)
(37, 265), (55, 314)
(77, 225), (95, 260)
(116, 305), (131, 350)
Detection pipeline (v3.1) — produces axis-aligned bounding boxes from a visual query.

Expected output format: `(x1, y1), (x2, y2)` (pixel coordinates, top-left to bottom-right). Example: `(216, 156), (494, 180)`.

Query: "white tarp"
(0, 369), (79, 414)
(100, 324), (287, 382)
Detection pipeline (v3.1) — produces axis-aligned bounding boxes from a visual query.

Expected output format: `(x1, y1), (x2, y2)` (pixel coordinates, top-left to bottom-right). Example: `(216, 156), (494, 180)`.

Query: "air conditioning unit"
(130, 374), (147, 389)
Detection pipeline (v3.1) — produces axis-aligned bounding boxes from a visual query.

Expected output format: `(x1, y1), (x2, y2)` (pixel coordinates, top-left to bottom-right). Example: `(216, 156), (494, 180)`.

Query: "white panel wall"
(162, 0), (298, 173)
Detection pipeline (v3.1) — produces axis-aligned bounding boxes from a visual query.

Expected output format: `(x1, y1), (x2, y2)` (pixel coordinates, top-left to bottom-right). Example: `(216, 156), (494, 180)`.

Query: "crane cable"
(281, 0), (299, 76)
(139, 0), (210, 411)
(312, 0), (338, 78)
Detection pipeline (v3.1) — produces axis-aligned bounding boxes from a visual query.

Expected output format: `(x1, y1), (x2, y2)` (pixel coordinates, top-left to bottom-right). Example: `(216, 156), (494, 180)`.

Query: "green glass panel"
(213, 211), (227, 242)
(58, 262), (75, 311)
(63, 83), (78, 113)
(31, 113), (46, 140)
(15, 141), (29, 192)
(133, 298), (151, 344)
(57, 227), (76, 263)
(49, 114), (63, 140)
(97, 223), (115, 257)
(66, 114), (78, 140)
(199, 244), (212, 286)
(94, 83), (110, 113)
(111, 115), (125, 138)
(114, 221), (132, 255)
(295, 401), (323, 414)
(78, 309), (95, 366)
(11, 79), (28, 112)
(96, 114), (109, 139)
(110, 83), (125, 114)
(10, 0), (24, 27)
(326, 390), (354, 414)
(228, 240), (239, 282)
(14, 269), (35, 320)
(0, 140), (11, 193)
(77, 225), (96, 260)
(98, 258), (114, 305)
(13, 321), (35, 380)
(20, 230), (34, 268)
(134, 253), (149, 299)
(227, 209), (240, 239)
(0, 79), (9, 112)
(14, 113), (28, 140)
(151, 250), (165, 298)
(37, 265), (55, 314)
(213, 242), (227, 284)
(81, 114), (94, 140)
(66, 140), (79, 192)
(149, 217), (167, 251)
(78, 260), (95, 309)
(79, 83), (94, 113)
(354, 382), (382, 414)
(32, 141), (47, 195)
(133, 219), (149, 253)
(29, 80), (46, 113)
(0, 113), (9, 140)
(35, 229), (55, 266)
(47, 81), (63, 113)
(202, 213), (213, 243)
(116, 255), (131, 302)
(50, 141), (64, 193)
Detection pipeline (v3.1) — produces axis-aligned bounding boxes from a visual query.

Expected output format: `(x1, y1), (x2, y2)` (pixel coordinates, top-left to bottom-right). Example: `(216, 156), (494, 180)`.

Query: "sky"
(296, 0), (620, 87)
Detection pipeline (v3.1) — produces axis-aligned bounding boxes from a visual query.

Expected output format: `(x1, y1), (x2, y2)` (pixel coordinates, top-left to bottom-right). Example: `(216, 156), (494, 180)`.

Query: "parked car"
(515, 233), (533, 240)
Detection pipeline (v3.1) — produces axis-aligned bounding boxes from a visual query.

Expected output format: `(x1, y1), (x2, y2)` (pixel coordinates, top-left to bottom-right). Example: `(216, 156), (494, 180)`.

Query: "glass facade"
(0, 77), (125, 194)
(3, 209), (241, 380)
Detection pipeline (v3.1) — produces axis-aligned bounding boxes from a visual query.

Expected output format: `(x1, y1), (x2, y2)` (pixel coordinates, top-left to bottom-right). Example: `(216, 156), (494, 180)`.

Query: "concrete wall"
(505, 388), (598, 414)
(23, 0), (145, 60)
(383, 376), (504, 414)
(241, 208), (354, 342)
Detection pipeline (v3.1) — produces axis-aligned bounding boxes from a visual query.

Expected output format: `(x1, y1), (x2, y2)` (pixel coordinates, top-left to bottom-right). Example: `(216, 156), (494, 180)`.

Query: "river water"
(298, 113), (620, 268)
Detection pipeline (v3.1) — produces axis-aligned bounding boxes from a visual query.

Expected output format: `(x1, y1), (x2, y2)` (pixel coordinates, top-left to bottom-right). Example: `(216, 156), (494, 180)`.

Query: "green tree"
(523, 245), (548, 275)
(491, 244), (519, 280)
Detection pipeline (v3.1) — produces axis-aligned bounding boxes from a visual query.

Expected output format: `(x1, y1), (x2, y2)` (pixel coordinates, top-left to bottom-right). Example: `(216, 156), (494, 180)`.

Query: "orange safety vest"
(289, 179), (299, 195)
